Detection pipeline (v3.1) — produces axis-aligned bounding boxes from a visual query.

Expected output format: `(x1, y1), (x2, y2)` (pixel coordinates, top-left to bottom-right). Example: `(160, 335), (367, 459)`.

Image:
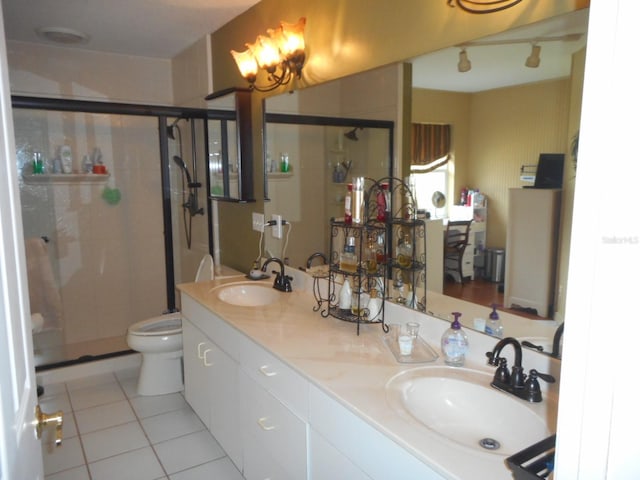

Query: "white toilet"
(126, 254), (214, 396)
(126, 313), (183, 395)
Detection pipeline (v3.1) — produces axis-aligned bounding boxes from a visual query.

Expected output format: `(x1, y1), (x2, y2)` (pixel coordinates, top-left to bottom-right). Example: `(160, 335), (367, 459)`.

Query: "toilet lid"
(128, 313), (182, 336)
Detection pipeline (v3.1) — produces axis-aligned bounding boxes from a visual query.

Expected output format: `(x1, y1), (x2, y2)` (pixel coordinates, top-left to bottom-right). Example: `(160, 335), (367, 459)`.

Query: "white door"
(0, 5), (46, 479)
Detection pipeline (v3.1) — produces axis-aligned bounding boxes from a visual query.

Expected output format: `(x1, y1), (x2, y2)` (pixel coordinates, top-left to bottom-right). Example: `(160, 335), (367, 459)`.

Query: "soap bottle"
(441, 312), (469, 367)
(485, 304), (504, 338)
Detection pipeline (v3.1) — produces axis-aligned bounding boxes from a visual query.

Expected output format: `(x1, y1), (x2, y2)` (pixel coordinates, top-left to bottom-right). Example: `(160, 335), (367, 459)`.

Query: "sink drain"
(479, 437), (501, 450)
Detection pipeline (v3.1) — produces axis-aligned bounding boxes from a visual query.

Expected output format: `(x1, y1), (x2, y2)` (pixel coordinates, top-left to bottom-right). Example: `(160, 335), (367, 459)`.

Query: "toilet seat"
(128, 313), (182, 337)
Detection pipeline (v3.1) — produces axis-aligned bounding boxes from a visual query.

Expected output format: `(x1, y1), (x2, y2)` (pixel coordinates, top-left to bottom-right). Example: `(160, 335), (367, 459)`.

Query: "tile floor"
(39, 367), (245, 480)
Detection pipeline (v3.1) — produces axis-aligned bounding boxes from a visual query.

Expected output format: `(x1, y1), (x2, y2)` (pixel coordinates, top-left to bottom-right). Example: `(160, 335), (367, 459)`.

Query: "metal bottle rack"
(312, 177), (427, 335)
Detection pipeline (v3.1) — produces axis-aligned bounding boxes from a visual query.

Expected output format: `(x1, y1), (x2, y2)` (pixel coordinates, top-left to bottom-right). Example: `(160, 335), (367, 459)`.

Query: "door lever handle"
(35, 405), (63, 446)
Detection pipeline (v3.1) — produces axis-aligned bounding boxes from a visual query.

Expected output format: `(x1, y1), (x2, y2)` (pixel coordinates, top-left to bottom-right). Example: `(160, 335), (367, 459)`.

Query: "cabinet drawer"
(240, 339), (308, 420)
(239, 369), (308, 480)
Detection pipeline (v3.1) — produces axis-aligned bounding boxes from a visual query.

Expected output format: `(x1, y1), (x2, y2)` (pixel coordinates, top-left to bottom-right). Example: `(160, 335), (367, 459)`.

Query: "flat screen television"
(531, 153), (564, 189)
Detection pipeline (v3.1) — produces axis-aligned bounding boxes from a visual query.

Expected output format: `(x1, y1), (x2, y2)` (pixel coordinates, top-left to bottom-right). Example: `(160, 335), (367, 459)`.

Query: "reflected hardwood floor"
(443, 276), (547, 320)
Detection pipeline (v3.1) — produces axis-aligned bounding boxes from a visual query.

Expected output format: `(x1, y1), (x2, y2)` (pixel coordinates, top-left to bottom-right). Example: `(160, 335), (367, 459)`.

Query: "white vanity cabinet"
(181, 299), (243, 471)
(238, 337), (309, 480)
(182, 293), (309, 479)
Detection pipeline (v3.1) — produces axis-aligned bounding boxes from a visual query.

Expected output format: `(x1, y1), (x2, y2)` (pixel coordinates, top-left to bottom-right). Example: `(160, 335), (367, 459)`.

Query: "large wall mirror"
(253, 8), (588, 356)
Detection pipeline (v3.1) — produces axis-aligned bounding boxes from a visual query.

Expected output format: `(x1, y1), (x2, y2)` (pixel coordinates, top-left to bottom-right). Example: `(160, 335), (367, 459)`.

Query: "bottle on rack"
(338, 278), (352, 310)
(441, 312), (469, 367)
(344, 183), (353, 225)
(376, 183), (387, 222)
(352, 177), (364, 224)
(485, 304), (504, 337)
(397, 233), (413, 268)
(375, 233), (386, 265)
(367, 288), (382, 321)
(365, 238), (378, 274)
(339, 236), (358, 272)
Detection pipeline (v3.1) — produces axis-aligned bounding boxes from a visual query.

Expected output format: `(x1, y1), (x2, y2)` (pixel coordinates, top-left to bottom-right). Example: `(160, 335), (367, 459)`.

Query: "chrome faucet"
(486, 337), (555, 403)
(261, 257), (293, 292)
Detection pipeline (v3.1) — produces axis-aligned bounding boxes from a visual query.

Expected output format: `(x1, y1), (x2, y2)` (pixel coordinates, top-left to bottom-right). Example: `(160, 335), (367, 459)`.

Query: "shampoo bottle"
(441, 312), (469, 367)
(485, 304), (504, 338)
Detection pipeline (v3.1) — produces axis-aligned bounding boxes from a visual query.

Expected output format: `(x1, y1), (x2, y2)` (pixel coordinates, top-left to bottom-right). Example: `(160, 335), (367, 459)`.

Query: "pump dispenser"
(485, 304), (503, 338)
(441, 312), (469, 366)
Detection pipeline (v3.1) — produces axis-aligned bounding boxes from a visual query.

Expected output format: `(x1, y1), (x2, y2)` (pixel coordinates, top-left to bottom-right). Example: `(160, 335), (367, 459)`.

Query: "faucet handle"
(524, 369), (556, 402)
(529, 369), (555, 384)
(494, 357), (510, 384)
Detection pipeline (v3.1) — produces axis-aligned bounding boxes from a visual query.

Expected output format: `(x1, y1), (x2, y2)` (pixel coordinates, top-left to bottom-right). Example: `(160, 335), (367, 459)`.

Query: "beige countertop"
(179, 269), (560, 479)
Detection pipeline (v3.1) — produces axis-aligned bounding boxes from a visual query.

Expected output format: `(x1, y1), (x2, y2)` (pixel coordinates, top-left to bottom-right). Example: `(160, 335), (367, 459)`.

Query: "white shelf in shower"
(23, 173), (110, 185)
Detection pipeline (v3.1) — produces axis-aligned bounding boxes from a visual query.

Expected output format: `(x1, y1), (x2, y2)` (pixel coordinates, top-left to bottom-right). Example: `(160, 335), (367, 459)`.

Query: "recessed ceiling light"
(35, 27), (90, 45)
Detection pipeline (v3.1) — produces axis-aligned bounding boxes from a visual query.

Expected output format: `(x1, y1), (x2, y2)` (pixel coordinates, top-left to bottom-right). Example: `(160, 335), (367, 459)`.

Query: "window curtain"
(411, 123), (451, 171)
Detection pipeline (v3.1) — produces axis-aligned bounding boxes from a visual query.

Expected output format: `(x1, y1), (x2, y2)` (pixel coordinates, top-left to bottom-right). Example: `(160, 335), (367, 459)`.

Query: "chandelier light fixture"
(230, 17), (306, 92)
(447, 0), (523, 14)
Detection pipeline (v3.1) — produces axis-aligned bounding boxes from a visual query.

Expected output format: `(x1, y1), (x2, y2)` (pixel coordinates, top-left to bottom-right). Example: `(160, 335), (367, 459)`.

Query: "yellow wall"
(413, 80), (569, 249)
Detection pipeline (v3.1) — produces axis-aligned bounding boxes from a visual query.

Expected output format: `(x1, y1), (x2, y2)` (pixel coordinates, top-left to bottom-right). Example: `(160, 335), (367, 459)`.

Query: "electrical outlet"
(252, 212), (265, 232)
(272, 214), (283, 239)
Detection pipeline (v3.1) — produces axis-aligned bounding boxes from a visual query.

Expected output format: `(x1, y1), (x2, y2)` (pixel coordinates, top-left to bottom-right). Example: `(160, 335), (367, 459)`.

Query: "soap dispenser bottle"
(485, 304), (503, 338)
(441, 312), (469, 367)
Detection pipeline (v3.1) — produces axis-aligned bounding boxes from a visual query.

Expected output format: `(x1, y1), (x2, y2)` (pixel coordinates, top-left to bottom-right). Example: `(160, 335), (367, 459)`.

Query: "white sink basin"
(386, 366), (557, 456)
(214, 282), (280, 307)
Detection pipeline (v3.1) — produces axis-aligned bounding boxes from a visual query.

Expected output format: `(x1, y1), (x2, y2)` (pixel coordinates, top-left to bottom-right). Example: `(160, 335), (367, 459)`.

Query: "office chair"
(444, 220), (472, 283)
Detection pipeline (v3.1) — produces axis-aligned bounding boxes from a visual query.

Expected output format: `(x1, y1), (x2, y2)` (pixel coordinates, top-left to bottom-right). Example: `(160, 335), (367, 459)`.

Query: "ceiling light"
(458, 49), (471, 72)
(525, 45), (541, 68)
(35, 27), (90, 45)
(231, 17), (306, 92)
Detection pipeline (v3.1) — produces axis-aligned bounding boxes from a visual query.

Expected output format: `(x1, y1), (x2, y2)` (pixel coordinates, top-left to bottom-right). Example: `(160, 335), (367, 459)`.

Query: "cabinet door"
(182, 319), (212, 427)
(208, 344), (242, 471)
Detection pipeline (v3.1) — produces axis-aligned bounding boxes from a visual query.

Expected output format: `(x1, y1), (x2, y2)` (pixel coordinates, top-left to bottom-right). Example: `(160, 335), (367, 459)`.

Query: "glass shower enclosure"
(12, 97), (236, 369)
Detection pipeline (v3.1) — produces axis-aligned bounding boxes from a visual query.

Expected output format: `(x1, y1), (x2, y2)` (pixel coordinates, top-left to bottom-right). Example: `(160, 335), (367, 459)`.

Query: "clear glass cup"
(406, 322), (420, 340)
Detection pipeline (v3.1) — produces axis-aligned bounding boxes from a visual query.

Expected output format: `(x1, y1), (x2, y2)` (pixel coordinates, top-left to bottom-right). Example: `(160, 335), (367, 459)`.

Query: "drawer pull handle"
(197, 342), (206, 359)
(259, 365), (277, 377)
(203, 349), (213, 366)
(257, 417), (276, 431)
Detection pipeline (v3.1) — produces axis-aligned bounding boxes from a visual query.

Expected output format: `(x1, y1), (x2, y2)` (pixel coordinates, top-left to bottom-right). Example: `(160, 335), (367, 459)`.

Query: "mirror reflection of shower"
(168, 117), (203, 249)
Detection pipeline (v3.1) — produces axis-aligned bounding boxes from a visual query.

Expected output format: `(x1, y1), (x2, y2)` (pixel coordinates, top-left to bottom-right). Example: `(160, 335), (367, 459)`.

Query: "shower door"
(14, 107), (168, 367)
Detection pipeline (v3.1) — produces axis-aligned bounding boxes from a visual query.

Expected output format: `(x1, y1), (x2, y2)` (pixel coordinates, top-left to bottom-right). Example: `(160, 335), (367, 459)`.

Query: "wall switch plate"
(272, 214), (283, 239)
(252, 212), (265, 232)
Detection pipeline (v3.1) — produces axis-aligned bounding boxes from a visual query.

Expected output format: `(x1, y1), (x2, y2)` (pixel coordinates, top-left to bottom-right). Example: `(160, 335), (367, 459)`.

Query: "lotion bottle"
(441, 312), (469, 367)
